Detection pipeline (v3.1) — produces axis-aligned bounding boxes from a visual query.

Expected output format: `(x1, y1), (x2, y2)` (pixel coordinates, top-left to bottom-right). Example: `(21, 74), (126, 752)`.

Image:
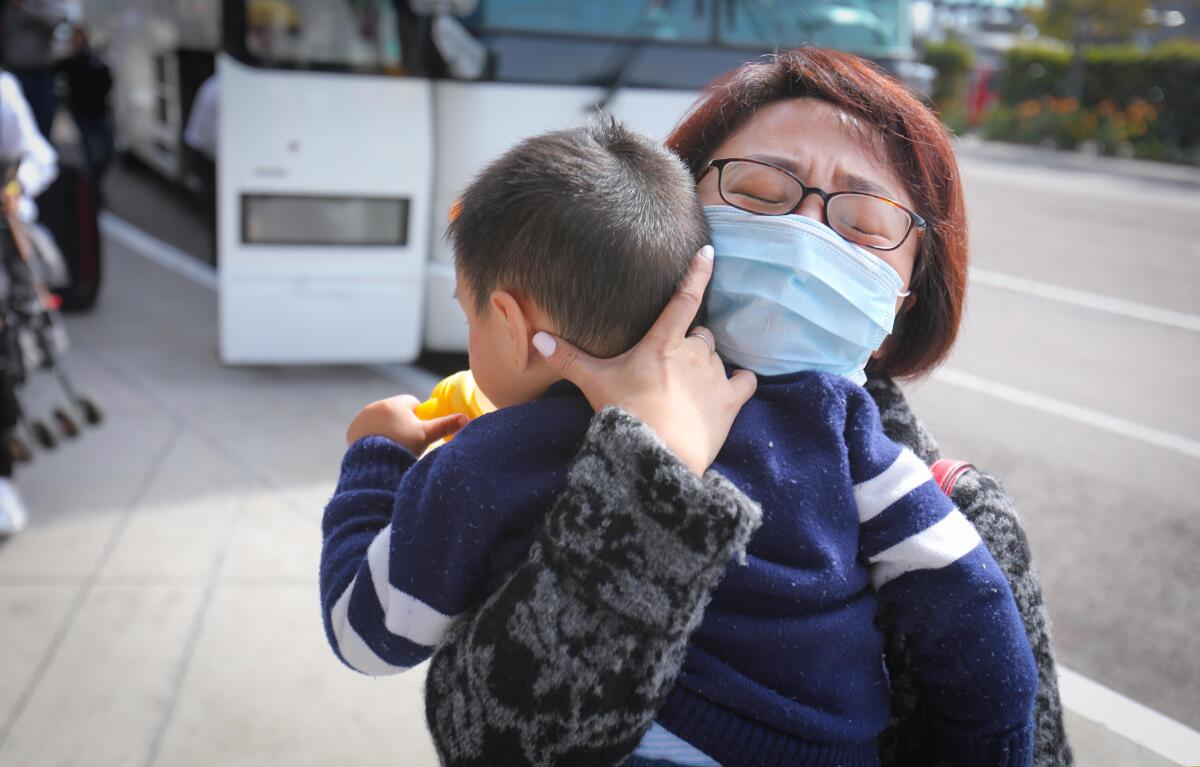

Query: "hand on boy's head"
(532, 246), (757, 476)
(345, 395), (469, 455)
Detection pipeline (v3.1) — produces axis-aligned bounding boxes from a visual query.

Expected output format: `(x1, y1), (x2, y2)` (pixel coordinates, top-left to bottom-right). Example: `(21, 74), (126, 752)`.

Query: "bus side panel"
(423, 80), (700, 353)
(218, 55), (434, 364)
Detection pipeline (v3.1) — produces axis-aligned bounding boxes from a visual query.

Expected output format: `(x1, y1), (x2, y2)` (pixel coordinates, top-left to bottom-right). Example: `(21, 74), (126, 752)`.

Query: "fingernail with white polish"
(532, 332), (556, 358)
(699, 244), (714, 260)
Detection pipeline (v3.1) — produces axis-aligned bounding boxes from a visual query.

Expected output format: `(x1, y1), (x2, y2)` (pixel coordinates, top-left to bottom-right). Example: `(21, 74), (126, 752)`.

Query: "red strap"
(930, 459), (975, 497)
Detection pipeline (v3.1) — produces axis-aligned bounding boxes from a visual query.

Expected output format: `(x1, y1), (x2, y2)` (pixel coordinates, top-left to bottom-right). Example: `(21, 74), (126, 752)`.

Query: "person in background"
(183, 73), (218, 163)
(0, 66), (57, 536)
(183, 72), (219, 260)
(59, 26), (113, 179)
(0, 67), (57, 223)
(1, 0), (69, 138)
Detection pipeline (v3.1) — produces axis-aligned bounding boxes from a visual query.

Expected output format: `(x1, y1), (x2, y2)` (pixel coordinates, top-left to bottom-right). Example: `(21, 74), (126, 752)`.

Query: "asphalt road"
(102, 143), (1200, 729)
(908, 142), (1200, 728)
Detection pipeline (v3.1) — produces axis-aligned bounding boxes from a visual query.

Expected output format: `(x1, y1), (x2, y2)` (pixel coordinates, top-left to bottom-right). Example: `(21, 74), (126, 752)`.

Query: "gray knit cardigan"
(424, 377), (1072, 766)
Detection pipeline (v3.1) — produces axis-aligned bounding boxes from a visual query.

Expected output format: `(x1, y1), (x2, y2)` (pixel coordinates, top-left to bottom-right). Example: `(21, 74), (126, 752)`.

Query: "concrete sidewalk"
(0, 233), (440, 766)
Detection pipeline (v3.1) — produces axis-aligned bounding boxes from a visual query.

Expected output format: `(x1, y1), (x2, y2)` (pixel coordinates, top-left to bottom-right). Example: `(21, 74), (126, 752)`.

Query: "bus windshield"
(236, 0), (908, 74)
(718, 1), (906, 52)
(473, 0), (906, 53)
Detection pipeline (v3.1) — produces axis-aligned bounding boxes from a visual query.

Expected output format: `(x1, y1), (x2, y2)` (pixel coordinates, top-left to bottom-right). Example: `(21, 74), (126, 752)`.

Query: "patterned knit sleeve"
(867, 376), (1074, 767)
(424, 406), (762, 767)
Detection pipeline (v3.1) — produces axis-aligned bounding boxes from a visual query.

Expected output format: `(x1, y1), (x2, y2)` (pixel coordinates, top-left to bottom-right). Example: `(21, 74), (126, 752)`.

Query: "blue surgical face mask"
(704, 205), (910, 385)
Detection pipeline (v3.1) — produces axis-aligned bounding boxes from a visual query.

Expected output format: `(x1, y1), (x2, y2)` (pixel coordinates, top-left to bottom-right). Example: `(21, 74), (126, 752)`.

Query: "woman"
(425, 48), (1070, 766)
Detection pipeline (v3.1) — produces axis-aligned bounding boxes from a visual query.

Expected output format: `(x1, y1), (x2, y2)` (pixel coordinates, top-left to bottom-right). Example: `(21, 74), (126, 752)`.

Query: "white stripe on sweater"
(869, 509), (982, 589)
(634, 723), (721, 765)
(853, 448), (932, 523)
(329, 575), (407, 675)
(366, 524), (458, 647)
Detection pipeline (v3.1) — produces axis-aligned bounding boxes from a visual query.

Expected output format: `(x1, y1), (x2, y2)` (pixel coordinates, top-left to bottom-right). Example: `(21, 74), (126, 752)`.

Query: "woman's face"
(696, 97), (920, 307)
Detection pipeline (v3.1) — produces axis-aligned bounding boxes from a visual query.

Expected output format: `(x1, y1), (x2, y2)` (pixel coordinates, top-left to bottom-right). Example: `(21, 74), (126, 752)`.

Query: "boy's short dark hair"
(449, 115), (709, 358)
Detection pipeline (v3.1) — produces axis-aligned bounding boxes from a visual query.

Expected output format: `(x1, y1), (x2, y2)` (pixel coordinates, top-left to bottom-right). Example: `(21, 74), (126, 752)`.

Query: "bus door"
(218, 0), (434, 364)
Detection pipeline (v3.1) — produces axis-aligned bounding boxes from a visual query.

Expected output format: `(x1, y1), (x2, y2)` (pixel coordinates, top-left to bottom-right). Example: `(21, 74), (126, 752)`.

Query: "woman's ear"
(489, 290), (534, 372)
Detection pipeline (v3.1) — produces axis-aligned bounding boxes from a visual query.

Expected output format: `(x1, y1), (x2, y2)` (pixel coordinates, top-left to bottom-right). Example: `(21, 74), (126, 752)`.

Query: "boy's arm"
(845, 388), (1038, 766)
(425, 407), (762, 767)
(950, 468), (1073, 767)
(319, 435), (481, 675)
(868, 375), (1072, 766)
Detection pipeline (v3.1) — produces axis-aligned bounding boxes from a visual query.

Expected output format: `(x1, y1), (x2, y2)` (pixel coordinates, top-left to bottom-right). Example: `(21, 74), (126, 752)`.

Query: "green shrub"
(991, 39), (1200, 161)
(923, 39), (975, 117)
(1143, 40), (1200, 148)
(981, 95), (1175, 159)
(997, 42), (1071, 104)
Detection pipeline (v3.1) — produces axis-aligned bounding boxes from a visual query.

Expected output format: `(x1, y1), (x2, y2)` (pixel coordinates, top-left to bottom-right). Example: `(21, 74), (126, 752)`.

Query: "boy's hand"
(346, 395), (469, 455)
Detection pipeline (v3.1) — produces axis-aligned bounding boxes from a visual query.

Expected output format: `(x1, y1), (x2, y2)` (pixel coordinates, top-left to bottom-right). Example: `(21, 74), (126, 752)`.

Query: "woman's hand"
(532, 246), (756, 475)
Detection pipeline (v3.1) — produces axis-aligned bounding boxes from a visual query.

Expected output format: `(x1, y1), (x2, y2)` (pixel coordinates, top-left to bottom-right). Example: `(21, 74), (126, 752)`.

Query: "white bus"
(91, 0), (918, 364)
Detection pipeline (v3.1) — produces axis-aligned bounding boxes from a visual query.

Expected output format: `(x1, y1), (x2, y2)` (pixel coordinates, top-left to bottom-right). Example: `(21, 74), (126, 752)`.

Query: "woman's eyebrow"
(745, 153), (898, 200)
(839, 171), (897, 199)
(746, 153), (810, 179)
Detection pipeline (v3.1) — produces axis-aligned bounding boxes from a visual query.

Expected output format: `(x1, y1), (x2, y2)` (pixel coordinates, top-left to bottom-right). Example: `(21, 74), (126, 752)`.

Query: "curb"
(954, 136), (1200, 190)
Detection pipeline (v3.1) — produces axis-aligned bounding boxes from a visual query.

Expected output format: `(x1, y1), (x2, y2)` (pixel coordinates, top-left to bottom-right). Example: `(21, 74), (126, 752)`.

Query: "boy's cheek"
(465, 328), (504, 407)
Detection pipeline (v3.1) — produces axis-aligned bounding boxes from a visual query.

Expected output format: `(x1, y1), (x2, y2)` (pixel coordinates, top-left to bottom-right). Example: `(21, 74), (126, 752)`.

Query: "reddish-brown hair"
(667, 47), (968, 380)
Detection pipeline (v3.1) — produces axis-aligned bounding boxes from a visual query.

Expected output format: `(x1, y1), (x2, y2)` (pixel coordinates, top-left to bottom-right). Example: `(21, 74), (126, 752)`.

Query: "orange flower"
(1017, 100), (1042, 119)
(1049, 97), (1079, 114)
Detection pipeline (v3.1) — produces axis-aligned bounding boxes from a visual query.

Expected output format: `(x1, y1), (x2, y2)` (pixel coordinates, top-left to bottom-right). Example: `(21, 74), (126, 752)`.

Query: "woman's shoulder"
(864, 375), (942, 464)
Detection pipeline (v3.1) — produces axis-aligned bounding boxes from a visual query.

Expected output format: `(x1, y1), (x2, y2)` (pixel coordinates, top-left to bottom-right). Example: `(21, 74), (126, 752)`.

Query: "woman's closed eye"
(729, 190), (788, 206)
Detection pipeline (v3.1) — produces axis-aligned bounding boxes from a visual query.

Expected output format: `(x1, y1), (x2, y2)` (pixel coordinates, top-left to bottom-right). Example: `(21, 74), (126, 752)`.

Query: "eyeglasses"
(705, 158), (926, 252)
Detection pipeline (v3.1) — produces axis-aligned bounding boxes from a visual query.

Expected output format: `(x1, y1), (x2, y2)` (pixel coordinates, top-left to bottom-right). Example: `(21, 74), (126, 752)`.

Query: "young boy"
(320, 118), (1036, 766)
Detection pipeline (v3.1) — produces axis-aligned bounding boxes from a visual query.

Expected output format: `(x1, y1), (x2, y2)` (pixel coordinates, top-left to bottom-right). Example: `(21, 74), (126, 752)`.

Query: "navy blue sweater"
(321, 372), (1037, 766)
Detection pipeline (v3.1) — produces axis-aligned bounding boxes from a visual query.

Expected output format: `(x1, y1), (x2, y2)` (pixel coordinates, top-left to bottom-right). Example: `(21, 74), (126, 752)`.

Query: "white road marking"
(934, 368), (1200, 460)
(1059, 666), (1200, 764)
(971, 268), (1200, 333)
(99, 212), (217, 290)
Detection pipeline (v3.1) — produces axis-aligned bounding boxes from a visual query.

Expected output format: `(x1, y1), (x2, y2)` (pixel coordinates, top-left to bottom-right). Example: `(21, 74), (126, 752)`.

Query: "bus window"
(472, 0), (713, 43)
(717, 1), (906, 54)
(244, 0), (404, 70)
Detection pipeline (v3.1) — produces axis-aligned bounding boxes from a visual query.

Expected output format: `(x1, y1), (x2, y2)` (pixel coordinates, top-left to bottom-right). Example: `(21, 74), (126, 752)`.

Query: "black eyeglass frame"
(705, 157), (927, 252)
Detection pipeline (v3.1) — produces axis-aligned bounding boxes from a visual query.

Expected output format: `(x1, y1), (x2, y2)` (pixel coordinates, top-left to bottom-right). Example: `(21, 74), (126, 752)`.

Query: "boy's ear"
(489, 290), (534, 372)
